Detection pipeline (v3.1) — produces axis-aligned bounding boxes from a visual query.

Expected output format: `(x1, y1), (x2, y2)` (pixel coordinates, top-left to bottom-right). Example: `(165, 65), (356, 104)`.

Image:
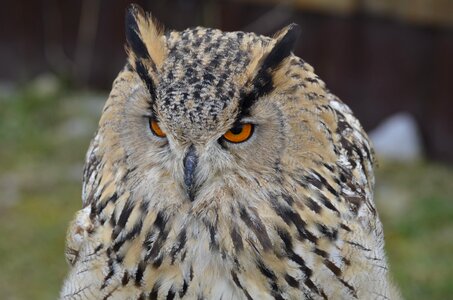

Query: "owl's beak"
(183, 145), (198, 201)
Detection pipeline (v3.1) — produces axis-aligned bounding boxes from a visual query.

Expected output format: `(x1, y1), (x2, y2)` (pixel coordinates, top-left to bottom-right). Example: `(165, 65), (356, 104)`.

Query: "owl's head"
(94, 4), (335, 212)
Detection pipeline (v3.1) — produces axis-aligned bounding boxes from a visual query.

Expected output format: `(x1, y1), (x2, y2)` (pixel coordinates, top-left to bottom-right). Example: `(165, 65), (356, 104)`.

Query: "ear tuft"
(263, 23), (301, 73)
(125, 4), (166, 69)
(125, 4), (167, 100)
(125, 4), (149, 60)
(238, 23), (300, 118)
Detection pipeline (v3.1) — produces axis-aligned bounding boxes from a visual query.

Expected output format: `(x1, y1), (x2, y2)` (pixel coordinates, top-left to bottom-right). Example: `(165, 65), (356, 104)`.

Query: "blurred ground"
(0, 77), (452, 299)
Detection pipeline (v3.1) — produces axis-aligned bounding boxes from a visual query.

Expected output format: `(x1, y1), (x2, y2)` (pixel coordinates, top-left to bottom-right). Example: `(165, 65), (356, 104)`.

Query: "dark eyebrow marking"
(135, 60), (157, 101)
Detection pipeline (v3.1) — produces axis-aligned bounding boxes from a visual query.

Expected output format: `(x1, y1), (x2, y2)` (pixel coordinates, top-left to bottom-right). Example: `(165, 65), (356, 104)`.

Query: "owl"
(60, 4), (400, 300)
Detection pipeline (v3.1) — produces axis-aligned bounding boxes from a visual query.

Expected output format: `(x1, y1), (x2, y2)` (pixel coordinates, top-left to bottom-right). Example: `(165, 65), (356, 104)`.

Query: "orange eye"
(223, 123), (254, 143)
(150, 119), (166, 138)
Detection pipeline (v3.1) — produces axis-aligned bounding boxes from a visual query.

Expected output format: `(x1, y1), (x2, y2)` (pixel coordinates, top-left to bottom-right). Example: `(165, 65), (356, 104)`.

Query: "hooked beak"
(183, 145), (198, 201)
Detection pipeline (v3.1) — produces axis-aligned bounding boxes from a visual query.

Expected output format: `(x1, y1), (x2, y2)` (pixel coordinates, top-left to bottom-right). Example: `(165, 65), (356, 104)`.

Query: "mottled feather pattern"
(61, 4), (400, 300)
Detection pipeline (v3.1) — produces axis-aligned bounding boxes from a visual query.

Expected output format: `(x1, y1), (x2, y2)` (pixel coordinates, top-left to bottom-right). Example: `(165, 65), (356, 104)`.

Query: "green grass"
(376, 162), (453, 299)
(0, 184), (80, 299)
(0, 80), (98, 299)
(0, 81), (452, 299)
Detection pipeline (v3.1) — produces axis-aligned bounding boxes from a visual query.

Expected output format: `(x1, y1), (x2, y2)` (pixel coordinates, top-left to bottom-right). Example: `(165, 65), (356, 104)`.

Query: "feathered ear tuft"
(125, 4), (166, 99)
(239, 23), (300, 118)
(263, 23), (301, 74)
(125, 4), (166, 68)
(125, 4), (149, 60)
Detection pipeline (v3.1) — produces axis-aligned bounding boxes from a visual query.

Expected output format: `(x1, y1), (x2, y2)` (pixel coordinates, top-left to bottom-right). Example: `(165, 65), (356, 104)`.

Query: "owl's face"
(98, 6), (326, 218)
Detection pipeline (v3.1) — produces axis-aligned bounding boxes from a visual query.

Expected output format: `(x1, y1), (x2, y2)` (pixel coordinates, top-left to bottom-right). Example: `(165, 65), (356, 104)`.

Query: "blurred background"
(0, 0), (452, 299)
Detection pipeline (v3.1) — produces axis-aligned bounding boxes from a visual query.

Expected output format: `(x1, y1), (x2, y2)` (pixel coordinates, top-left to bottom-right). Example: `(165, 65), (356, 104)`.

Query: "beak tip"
(188, 190), (195, 202)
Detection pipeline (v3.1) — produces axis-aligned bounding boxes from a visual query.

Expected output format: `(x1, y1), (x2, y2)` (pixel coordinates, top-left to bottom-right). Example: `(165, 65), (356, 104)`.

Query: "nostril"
(183, 145), (198, 201)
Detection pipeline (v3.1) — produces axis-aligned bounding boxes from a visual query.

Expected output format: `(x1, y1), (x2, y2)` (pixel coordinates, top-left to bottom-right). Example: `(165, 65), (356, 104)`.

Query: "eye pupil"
(230, 125), (243, 135)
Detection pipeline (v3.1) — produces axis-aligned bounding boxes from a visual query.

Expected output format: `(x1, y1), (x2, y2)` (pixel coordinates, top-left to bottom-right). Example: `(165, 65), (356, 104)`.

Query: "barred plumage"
(61, 4), (400, 299)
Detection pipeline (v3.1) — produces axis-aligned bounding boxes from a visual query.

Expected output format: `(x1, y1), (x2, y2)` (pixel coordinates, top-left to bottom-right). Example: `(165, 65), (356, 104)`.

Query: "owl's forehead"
(155, 28), (267, 133)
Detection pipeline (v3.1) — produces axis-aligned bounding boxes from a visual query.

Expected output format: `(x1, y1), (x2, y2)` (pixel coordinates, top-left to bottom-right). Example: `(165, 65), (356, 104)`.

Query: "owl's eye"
(223, 123), (254, 143)
(149, 119), (166, 138)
